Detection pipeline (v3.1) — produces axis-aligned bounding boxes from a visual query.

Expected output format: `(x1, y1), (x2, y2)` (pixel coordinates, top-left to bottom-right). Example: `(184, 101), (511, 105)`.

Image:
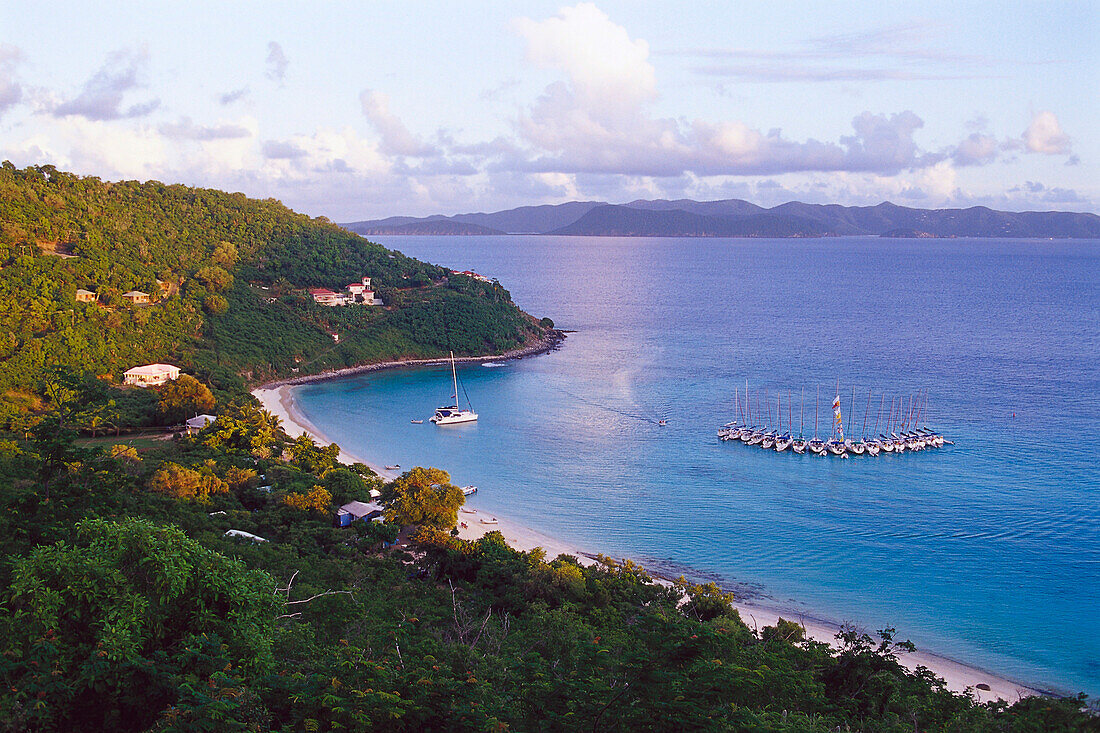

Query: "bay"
(293, 235), (1100, 696)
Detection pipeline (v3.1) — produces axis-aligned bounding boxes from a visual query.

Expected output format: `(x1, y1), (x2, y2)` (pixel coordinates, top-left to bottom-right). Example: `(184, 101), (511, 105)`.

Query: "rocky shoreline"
(253, 329), (566, 391)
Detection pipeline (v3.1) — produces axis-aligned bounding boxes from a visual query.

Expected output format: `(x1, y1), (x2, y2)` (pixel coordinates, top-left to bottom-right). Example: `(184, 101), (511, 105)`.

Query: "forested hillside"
(0, 163), (546, 423)
(0, 389), (1093, 731)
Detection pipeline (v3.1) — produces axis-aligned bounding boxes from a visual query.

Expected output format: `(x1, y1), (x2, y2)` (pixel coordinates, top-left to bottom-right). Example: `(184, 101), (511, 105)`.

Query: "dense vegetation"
(1, 164), (1094, 730)
(0, 378), (1095, 731)
(0, 163), (546, 430)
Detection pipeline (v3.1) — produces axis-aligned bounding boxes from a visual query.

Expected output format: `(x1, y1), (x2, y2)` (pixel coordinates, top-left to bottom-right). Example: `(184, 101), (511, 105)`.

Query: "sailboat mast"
(862, 389), (871, 440)
(847, 387), (855, 438)
(788, 390), (792, 433)
(814, 386), (819, 439)
(874, 393), (884, 435)
(450, 351), (459, 407)
(800, 387), (805, 436)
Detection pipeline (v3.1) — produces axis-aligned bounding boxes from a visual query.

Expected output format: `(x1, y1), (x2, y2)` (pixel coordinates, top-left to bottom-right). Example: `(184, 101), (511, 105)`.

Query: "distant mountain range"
(343, 199), (1100, 239)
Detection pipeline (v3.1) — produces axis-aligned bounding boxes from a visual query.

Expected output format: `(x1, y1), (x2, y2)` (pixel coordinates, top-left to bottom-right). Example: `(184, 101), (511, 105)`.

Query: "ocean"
(292, 235), (1100, 696)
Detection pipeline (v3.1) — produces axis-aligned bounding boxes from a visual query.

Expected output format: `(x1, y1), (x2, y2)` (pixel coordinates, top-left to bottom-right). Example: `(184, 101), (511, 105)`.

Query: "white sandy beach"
(252, 382), (1040, 703)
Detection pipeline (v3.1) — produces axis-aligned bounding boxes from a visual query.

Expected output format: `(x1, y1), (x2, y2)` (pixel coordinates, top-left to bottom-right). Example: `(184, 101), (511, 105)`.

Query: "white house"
(185, 414), (216, 435)
(123, 363), (180, 387)
(122, 290), (150, 305)
(346, 276), (372, 298)
(309, 288), (347, 306)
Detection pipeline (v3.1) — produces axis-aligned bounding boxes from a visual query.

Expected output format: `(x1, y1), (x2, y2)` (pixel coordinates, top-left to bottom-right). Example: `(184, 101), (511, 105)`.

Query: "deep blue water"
(294, 235), (1100, 696)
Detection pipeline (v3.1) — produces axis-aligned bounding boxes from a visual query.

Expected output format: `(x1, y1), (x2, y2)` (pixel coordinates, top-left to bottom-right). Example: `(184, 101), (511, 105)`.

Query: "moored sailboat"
(430, 351), (479, 425)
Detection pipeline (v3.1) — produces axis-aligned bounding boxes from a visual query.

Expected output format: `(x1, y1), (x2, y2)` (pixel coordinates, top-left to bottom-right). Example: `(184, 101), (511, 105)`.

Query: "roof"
(122, 290), (148, 297)
(224, 529), (268, 543)
(186, 414), (216, 428)
(124, 363), (179, 376)
(338, 500), (384, 519)
(309, 288), (337, 296)
(75, 288), (95, 296)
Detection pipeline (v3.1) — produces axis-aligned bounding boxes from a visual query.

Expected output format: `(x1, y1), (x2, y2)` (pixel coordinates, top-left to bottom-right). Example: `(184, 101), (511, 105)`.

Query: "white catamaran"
(430, 351), (479, 425)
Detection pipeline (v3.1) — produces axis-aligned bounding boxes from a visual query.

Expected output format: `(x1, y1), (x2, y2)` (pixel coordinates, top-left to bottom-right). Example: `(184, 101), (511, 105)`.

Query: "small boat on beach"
(480, 517), (499, 525)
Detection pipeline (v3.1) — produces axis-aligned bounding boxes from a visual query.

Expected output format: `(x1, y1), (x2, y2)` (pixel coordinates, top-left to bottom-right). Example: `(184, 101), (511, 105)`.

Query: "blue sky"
(0, 1), (1095, 219)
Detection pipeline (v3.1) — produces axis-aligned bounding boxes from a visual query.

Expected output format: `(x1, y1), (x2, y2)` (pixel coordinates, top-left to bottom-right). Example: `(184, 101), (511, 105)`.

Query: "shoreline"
(252, 330), (565, 392)
(252, 360), (1042, 704)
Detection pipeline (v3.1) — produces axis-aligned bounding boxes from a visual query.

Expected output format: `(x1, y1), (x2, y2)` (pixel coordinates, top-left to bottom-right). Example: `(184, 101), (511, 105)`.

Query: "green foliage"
(157, 374), (216, 424)
(383, 466), (465, 530)
(0, 517), (277, 731)
(0, 162), (547, 420)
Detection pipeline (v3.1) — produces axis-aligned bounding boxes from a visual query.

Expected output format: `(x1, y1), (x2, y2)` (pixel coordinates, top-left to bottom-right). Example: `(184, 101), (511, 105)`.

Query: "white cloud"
(515, 3), (655, 119)
(1023, 111), (1071, 155)
(51, 49), (159, 121)
(952, 132), (999, 166)
(159, 117), (251, 141)
(359, 89), (438, 157)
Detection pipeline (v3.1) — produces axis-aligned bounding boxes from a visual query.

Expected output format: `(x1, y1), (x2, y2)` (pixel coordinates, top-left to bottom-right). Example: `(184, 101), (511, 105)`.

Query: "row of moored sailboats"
(717, 382), (951, 457)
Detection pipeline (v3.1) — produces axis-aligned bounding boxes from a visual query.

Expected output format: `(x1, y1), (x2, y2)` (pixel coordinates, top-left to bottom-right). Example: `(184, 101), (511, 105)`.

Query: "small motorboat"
(411, 419), (423, 424)
(461, 485), (477, 496)
(385, 464), (400, 470)
(658, 419), (668, 426)
(480, 517), (499, 525)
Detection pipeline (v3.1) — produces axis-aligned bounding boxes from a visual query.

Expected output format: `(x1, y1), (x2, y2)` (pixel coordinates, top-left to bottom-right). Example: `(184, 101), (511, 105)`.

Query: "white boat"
(411, 419), (423, 424)
(479, 517), (499, 525)
(808, 438), (826, 455)
(847, 440), (866, 455)
(461, 485), (478, 496)
(826, 440), (846, 456)
(385, 464), (400, 470)
(774, 434), (791, 452)
(791, 438), (807, 454)
(430, 351), (479, 425)
(865, 442), (880, 456)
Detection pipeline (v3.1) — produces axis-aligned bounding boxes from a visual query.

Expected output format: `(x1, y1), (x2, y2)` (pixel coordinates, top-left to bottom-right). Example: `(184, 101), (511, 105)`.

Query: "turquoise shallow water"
(293, 235), (1100, 696)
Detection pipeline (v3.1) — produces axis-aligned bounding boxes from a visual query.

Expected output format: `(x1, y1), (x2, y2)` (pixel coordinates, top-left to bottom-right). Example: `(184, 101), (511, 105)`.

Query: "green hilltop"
(0, 162), (547, 408)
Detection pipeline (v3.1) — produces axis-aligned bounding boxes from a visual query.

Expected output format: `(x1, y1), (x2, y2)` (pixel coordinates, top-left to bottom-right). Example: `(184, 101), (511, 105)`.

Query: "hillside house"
(122, 290), (150, 305)
(450, 269), (492, 283)
(309, 288), (348, 306)
(311, 277), (380, 306)
(336, 500), (384, 526)
(347, 276), (372, 298)
(123, 363), (180, 387)
(185, 414), (216, 435)
(75, 289), (97, 303)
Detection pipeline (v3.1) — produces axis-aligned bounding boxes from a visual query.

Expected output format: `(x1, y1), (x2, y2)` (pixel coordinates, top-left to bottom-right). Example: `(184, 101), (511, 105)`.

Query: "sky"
(0, 1), (1096, 220)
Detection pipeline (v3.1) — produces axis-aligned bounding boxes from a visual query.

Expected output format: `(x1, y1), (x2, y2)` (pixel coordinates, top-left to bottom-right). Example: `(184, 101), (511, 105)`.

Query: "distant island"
(345, 199), (1100, 239)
